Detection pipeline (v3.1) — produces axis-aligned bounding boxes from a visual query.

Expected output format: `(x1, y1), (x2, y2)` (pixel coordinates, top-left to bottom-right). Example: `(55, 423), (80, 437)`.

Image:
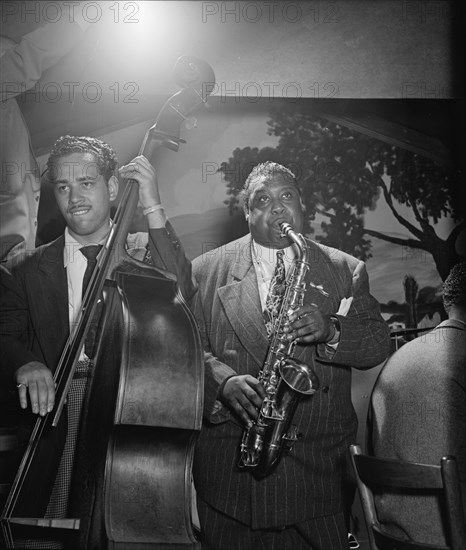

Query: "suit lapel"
(28, 236), (69, 367)
(217, 236), (269, 368)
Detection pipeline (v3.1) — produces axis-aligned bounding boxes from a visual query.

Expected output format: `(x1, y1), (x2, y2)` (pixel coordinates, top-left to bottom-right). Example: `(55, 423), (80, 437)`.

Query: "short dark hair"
(46, 135), (118, 182)
(241, 161), (298, 212)
(443, 261), (466, 312)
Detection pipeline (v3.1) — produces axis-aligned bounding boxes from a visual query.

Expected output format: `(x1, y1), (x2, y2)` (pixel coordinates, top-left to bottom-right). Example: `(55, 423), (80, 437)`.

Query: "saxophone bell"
(279, 357), (319, 396)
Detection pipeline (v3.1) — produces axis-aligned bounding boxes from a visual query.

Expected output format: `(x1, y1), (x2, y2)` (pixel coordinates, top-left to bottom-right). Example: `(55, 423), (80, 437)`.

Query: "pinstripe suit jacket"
(191, 233), (390, 529)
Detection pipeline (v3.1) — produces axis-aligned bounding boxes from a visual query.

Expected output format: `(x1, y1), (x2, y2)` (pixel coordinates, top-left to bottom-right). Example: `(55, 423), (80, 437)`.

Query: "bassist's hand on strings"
(119, 155), (167, 229)
(15, 361), (55, 416)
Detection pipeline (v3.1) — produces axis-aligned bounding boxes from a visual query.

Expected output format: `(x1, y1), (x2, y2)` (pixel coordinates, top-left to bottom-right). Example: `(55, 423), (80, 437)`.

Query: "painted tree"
(382, 276), (444, 334)
(220, 107), (464, 280)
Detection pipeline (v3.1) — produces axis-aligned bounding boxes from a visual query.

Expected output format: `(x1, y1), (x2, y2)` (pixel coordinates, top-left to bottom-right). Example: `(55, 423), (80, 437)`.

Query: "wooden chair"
(349, 444), (465, 550)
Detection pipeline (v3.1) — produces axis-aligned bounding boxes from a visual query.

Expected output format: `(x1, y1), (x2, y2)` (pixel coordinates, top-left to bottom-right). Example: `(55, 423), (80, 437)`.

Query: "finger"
(288, 304), (317, 323)
(245, 381), (266, 403)
(287, 308), (306, 323)
(119, 165), (142, 177)
(296, 333), (319, 344)
(242, 387), (263, 411)
(37, 378), (54, 417)
(122, 167), (153, 184)
(17, 383), (28, 410)
(230, 398), (251, 426)
(286, 318), (312, 339)
(126, 156), (152, 171)
(288, 323), (320, 343)
(243, 401), (260, 422)
(135, 155), (150, 166)
(28, 383), (39, 415)
(119, 162), (138, 171)
(120, 161), (147, 172)
(290, 313), (314, 330)
(46, 380), (56, 413)
(235, 398), (258, 425)
(36, 379), (48, 416)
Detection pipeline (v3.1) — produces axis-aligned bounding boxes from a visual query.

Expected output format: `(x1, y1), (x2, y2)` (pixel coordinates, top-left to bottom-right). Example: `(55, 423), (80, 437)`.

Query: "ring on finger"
(16, 383), (28, 389)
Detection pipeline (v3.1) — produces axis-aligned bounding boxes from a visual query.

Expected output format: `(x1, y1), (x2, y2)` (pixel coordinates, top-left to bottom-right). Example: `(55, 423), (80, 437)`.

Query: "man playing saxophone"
(191, 161), (390, 550)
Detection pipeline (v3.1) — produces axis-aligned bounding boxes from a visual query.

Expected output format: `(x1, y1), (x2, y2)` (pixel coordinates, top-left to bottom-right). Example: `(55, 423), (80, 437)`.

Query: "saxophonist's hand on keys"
(219, 375), (267, 427)
(284, 304), (338, 345)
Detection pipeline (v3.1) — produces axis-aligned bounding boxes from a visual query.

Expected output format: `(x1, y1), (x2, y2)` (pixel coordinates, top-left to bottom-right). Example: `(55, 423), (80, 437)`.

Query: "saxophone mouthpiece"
(279, 222), (292, 238)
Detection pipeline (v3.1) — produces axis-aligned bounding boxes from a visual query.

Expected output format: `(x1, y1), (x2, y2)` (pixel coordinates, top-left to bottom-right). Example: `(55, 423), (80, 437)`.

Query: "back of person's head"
(442, 261), (466, 314)
(0, 35), (17, 58)
(46, 135), (118, 182)
(241, 161), (298, 214)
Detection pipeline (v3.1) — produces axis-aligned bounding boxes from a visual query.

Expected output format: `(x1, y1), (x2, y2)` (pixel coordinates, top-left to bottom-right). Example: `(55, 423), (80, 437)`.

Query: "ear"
(107, 175), (119, 201)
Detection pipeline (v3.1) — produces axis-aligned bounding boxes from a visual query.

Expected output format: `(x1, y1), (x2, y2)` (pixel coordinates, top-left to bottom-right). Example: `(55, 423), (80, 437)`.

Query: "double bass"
(1, 56), (215, 549)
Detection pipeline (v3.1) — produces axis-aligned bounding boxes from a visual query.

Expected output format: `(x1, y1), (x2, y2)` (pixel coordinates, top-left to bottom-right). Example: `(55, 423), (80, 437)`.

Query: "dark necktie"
(263, 250), (286, 338)
(80, 245), (102, 357)
(81, 245), (102, 297)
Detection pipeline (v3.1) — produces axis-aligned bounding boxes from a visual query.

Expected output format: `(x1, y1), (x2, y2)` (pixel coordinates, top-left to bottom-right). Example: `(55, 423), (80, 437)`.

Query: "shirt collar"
(252, 240), (296, 276)
(64, 228), (84, 268)
(63, 225), (109, 268)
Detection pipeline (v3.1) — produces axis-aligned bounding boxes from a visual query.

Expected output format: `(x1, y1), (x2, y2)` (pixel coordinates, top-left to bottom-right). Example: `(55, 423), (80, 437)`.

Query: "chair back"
(349, 444), (465, 550)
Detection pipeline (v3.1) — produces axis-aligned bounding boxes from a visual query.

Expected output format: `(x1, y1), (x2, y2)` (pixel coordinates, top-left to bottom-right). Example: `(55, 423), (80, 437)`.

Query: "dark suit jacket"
(0, 221), (194, 408)
(191, 234), (390, 529)
(370, 320), (466, 546)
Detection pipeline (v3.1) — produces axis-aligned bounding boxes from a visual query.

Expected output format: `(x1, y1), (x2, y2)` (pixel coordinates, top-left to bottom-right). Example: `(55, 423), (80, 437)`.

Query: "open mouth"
(69, 207), (91, 217)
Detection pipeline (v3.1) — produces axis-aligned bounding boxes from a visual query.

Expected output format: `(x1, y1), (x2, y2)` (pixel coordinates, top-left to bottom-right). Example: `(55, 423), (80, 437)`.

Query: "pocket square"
(336, 297), (353, 316)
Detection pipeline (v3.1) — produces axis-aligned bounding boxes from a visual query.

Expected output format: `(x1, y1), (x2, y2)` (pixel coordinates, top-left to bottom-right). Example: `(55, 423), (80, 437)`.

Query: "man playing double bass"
(0, 135), (195, 547)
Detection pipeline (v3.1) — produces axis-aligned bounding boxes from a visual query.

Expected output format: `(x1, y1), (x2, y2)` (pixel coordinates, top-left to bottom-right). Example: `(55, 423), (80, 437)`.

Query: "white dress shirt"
(64, 228), (105, 359)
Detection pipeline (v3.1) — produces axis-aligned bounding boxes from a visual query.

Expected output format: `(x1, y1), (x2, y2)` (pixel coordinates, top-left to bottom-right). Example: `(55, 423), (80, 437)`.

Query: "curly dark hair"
(240, 161), (299, 212)
(443, 261), (466, 312)
(46, 135), (118, 182)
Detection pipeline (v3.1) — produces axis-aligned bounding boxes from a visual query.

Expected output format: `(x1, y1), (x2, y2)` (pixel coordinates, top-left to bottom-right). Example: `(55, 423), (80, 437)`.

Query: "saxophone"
(239, 222), (319, 477)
